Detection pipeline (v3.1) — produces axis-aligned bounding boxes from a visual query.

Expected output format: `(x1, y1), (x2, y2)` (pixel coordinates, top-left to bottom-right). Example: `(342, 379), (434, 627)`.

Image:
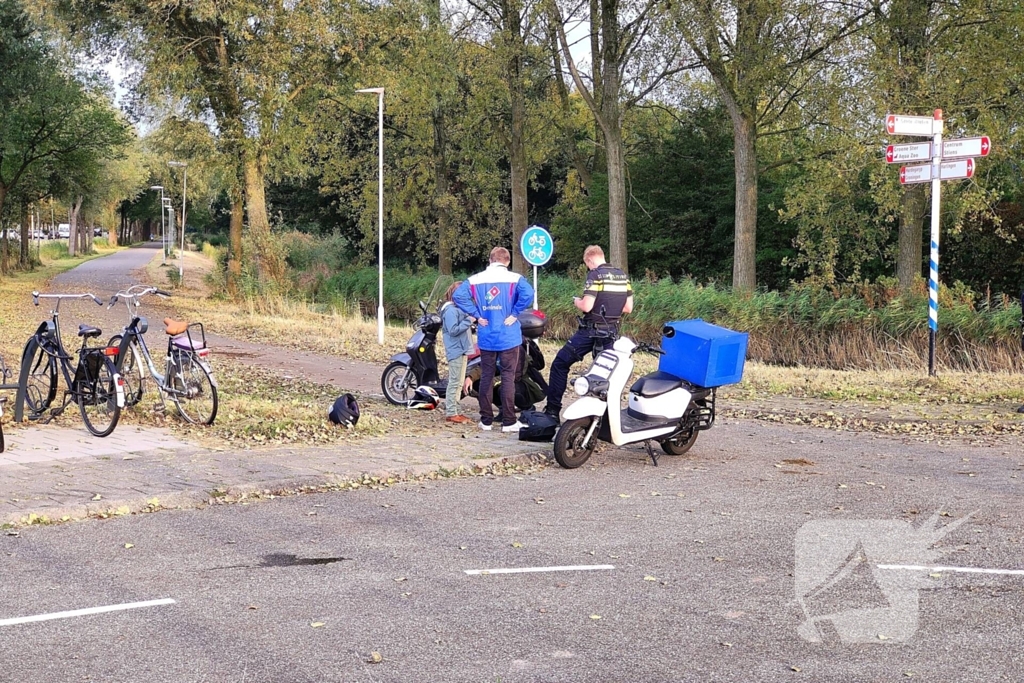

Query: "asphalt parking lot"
(2, 420), (1023, 682)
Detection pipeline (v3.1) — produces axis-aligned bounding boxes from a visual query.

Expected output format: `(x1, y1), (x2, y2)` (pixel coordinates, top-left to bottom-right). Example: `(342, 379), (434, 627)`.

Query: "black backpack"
(328, 393), (360, 428)
(518, 409), (559, 442)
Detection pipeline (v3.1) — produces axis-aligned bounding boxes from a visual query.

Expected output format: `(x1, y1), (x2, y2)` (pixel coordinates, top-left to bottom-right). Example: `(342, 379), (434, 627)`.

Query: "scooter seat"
(630, 371), (685, 398)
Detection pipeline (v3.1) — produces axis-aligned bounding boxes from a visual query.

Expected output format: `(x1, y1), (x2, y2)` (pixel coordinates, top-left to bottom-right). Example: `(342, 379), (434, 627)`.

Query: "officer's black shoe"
(1017, 405), (1024, 414)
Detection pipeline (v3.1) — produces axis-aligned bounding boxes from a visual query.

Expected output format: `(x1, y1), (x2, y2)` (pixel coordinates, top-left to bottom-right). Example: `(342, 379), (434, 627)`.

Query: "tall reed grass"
(317, 267), (1024, 372)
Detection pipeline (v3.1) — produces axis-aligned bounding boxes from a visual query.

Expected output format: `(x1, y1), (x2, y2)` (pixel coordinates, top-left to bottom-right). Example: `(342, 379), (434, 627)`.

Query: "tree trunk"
(605, 124), (629, 273)
(68, 202), (79, 257)
(731, 113), (758, 292)
(896, 183), (926, 289)
(600, 2), (627, 273)
(243, 151), (285, 284)
(505, 0), (528, 275)
(20, 203), (30, 267)
(590, 0), (606, 175)
(227, 187), (244, 298)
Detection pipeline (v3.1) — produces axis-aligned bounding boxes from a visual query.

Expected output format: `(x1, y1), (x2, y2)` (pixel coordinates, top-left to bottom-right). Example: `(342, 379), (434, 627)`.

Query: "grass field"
(4, 245), (1023, 450)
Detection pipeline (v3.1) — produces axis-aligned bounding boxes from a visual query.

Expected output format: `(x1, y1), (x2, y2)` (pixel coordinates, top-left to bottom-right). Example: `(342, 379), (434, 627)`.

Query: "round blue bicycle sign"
(520, 225), (553, 267)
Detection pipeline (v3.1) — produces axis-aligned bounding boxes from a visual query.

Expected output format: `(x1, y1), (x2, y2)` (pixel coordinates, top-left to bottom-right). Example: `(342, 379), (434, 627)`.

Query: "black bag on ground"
(329, 393), (360, 427)
(518, 409), (558, 442)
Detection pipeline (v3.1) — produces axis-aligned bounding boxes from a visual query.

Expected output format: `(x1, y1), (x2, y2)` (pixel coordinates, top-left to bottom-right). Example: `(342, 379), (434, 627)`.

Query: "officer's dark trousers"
(545, 329), (600, 415)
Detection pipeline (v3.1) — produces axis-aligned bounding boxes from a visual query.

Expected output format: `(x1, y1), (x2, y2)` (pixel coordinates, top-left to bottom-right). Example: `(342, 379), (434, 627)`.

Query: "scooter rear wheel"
(553, 417), (598, 469)
(381, 361), (419, 405)
(660, 427), (698, 455)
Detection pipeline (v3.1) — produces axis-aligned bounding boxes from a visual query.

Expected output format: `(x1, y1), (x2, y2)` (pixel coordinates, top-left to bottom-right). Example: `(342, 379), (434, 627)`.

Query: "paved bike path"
(0, 245), (546, 526)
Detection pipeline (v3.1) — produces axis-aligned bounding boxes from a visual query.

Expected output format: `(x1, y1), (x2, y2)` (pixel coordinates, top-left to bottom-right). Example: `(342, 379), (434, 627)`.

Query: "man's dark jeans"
(479, 346), (520, 426)
(545, 329), (603, 416)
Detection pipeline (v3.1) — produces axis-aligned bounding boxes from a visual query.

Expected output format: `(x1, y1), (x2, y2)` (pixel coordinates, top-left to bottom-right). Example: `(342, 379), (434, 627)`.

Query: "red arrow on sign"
(981, 136), (990, 155)
(886, 115), (896, 135)
(967, 158), (975, 177)
(886, 146), (894, 163)
(899, 167), (906, 183)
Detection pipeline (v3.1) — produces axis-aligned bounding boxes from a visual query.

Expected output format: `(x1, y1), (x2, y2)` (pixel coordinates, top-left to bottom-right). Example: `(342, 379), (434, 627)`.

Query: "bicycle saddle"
(77, 324), (102, 338)
(164, 318), (189, 335)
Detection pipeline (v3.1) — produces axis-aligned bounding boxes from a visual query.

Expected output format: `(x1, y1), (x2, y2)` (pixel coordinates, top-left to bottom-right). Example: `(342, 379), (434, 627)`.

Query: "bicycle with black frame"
(22, 292), (126, 437)
(107, 285), (218, 425)
(0, 355), (10, 452)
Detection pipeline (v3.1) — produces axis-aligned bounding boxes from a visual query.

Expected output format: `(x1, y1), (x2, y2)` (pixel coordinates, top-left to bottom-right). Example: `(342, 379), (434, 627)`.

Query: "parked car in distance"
(57, 223), (70, 238)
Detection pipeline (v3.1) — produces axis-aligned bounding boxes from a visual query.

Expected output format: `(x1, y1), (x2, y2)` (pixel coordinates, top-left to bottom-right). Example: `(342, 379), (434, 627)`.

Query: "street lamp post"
(168, 161), (187, 282)
(356, 87), (385, 345)
(150, 185), (165, 262)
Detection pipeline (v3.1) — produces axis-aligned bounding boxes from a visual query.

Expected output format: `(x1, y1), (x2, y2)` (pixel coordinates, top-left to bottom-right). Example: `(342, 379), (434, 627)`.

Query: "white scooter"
(552, 336), (715, 468)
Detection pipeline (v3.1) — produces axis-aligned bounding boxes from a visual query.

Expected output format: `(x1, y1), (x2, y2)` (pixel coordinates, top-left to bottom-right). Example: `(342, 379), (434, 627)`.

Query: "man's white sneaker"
(479, 422), (493, 431)
(501, 421), (527, 432)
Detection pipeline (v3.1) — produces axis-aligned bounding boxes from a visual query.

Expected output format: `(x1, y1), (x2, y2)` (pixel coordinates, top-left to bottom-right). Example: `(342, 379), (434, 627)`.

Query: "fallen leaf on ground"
(589, 614), (601, 620)
(91, 494), (102, 501)
(310, 622), (324, 628)
(368, 651), (383, 663)
(644, 576), (658, 581)
(123, 543), (134, 549)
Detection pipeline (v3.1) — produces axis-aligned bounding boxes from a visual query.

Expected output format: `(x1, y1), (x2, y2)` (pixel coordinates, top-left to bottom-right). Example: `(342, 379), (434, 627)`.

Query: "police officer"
(543, 245), (633, 420)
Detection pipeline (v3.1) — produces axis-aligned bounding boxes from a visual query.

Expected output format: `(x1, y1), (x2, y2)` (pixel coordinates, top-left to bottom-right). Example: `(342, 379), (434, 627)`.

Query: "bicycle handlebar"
(32, 291), (103, 306)
(108, 286), (173, 308)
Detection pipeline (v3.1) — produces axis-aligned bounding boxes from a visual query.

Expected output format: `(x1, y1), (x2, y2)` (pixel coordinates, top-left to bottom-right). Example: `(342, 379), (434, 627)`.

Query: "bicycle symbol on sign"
(529, 246), (547, 261)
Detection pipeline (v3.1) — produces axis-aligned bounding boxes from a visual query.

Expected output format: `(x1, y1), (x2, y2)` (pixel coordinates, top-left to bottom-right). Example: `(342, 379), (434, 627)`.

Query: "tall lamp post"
(150, 185), (165, 262)
(356, 87), (385, 345)
(168, 161), (187, 282)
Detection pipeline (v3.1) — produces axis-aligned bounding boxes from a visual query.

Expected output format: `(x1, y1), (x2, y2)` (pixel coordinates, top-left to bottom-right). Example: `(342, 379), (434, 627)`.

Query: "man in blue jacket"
(454, 246), (535, 431)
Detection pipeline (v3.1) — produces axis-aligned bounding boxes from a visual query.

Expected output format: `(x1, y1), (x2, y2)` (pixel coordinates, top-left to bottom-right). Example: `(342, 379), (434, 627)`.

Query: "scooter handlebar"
(634, 342), (665, 355)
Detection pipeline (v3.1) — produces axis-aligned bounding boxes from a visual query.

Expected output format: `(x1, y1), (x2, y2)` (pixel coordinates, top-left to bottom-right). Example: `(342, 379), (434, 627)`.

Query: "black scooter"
(381, 297), (481, 405)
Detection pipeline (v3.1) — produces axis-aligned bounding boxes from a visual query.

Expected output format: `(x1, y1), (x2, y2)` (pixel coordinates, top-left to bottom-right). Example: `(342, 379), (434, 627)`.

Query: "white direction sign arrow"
(942, 136), (991, 159)
(899, 159), (975, 184)
(886, 114), (936, 137)
(886, 142), (932, 164)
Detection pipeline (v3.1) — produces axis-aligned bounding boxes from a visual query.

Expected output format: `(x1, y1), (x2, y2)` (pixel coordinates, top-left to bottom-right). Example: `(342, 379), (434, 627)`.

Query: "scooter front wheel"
(553, 417), (598, 469)
(381, 361), (419, 405)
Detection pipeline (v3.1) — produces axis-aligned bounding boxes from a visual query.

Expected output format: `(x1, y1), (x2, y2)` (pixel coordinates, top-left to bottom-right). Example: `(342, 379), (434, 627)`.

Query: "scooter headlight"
(573, 377), (590, 396)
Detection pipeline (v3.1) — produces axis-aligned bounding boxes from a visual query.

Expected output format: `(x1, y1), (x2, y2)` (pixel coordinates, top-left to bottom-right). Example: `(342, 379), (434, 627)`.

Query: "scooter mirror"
(419, 300), (428, 313)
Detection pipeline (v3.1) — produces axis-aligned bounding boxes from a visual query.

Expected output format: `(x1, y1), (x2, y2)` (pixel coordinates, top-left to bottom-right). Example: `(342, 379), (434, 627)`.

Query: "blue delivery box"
(658, 319), (748, 388)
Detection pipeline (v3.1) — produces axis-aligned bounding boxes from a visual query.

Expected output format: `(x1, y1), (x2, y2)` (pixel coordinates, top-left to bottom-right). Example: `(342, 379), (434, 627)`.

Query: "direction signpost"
(885, 110), (991, 375)
(520, 225), (554, 310)
(886, 142), (931, 164)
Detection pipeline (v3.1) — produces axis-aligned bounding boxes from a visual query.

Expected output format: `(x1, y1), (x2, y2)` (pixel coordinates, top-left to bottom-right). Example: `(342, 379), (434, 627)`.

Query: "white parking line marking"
(878, 564), (1024, 577)
(0, 598), (176, 627)
(465, 565), (615, 576)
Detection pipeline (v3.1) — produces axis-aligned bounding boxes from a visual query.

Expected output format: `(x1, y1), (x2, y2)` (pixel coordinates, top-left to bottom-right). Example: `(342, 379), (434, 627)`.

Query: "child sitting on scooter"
(441, 281), (476, 424)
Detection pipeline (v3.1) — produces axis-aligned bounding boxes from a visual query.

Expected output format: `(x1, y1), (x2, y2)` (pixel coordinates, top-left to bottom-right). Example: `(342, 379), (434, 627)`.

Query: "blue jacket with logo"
(453, 264), (534, 351)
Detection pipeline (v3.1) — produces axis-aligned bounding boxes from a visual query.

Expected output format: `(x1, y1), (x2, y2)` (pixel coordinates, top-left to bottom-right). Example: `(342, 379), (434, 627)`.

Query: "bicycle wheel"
(22, 337), (57, 415)
(109, 335), (144, 407)
(170, 353), (218, 425)
(77, 356), (121, 437)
